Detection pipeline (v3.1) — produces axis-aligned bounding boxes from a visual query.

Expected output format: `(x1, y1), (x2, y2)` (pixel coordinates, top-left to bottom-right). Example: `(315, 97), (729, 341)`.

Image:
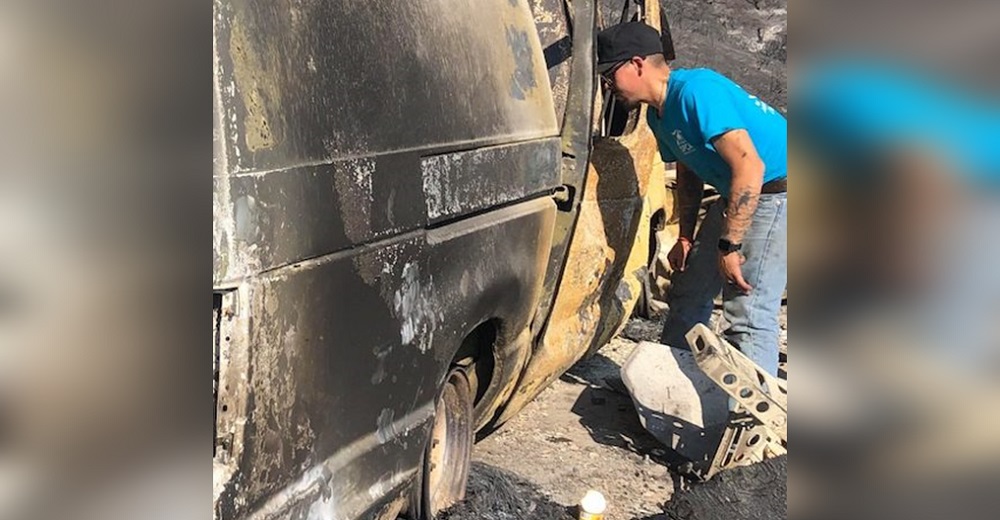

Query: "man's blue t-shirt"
(647, 69), (787, 198)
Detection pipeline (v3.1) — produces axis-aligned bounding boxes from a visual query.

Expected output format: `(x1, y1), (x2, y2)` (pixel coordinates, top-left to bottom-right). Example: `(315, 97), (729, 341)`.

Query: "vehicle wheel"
(420, 366), (474, 519)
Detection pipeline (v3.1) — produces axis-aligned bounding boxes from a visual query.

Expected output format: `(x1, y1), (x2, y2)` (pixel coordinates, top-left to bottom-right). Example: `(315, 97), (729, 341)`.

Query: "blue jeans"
(659, 192), (787, 376)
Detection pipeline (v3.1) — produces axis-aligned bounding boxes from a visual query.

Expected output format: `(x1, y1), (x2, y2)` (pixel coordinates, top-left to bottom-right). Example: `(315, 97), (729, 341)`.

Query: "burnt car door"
(494, 0), (675, 424)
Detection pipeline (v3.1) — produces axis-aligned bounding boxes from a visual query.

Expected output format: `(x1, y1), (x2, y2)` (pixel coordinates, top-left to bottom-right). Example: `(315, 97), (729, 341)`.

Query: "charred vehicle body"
(213, 1), (675, 518)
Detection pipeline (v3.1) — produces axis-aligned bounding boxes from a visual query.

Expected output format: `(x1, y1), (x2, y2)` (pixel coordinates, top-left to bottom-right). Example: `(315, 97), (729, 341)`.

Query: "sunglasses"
(599, 60), (629, 90)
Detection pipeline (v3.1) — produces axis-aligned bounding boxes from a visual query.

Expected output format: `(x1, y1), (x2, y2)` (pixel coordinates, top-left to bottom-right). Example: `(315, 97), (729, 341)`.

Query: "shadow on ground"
(560, 353), (697, 493)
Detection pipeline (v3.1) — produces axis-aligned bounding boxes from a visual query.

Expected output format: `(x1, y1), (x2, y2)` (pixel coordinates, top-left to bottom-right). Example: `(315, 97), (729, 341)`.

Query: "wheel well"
(451, 320), (498, 406)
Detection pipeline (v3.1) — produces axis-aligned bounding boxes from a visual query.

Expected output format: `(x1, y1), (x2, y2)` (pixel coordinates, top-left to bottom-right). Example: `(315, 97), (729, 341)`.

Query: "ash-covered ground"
(470, 305), (786, 520)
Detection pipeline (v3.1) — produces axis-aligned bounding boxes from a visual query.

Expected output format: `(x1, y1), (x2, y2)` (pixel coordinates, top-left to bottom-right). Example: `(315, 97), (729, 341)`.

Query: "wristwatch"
(718, 238), (742, 254)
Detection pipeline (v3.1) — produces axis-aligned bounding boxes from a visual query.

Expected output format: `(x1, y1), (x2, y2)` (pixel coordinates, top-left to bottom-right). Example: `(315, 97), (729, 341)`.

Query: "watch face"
(718, 239), (741, 253)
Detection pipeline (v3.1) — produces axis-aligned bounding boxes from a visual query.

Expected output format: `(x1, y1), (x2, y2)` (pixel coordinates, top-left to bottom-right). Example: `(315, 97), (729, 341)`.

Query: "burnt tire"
(420, 366), (474, 519)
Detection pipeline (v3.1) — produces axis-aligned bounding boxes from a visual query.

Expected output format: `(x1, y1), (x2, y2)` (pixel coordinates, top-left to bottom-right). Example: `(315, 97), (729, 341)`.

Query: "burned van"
(213, 1), (674, 518)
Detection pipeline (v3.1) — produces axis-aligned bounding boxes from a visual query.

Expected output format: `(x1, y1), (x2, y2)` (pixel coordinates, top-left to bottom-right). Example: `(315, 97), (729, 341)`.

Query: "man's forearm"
(675, 162), (704, 240)
(723, 161), (765, 243)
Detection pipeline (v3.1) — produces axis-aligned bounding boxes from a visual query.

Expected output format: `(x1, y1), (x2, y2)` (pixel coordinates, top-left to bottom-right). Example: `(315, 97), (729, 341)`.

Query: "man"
(597, 21), (787, 376)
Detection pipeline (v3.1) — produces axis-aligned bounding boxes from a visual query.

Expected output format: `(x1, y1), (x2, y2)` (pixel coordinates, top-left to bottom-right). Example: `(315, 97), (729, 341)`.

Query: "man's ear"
(632, 56), (645, 75)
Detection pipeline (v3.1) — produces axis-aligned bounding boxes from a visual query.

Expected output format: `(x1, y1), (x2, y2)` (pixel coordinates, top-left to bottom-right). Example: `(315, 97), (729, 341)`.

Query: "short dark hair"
(645, 53), (668, 67)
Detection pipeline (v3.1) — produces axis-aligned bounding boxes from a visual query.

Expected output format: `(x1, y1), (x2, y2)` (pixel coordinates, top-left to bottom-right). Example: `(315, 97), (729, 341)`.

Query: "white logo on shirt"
(672, 129), (695, 154)
(749, 95), (778, 115)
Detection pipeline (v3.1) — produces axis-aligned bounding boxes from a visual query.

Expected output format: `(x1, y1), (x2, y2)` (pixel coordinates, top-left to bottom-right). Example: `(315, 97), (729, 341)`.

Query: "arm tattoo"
(713, 130), (764, 244)
(723, 187), (760, 244)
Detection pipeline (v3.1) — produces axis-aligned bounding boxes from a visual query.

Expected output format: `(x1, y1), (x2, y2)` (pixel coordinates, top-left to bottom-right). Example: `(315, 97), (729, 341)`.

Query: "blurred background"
(0, 0), (998, 518)
(0, 1), (207, 518)
(792, 1), (1000, 519)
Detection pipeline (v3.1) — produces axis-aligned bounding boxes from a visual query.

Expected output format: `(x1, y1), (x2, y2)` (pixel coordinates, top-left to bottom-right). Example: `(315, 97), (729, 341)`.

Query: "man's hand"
(667, 237), (693, 271)
(719, 251), (752, 293)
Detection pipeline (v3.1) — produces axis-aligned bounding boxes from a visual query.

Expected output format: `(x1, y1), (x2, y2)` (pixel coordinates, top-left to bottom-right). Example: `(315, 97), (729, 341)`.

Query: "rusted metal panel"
(499, 136), (664, 422)
(526, 0), (596, 343)
(497, 1), (673, 424)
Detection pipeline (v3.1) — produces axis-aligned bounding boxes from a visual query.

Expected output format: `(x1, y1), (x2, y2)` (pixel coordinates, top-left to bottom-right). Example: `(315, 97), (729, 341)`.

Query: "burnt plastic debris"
(662, 455), (787, 520)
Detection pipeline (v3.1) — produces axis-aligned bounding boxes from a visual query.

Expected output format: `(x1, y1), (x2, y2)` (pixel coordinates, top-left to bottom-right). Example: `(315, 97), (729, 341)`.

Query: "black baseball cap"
(596, 21), (664, 75)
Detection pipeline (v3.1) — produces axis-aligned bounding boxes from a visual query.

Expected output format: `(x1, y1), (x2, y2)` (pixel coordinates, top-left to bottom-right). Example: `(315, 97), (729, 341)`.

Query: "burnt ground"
(439, 463), (576, 520)
(662, 0), (788, 110)
(447, 456), (786, 520)
(471, 307), (787, 520)
(473, 333), (677, 519)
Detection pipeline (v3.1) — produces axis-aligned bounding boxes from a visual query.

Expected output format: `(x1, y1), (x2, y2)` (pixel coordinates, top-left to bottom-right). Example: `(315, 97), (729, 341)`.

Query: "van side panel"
(215, 199), (555, 519)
